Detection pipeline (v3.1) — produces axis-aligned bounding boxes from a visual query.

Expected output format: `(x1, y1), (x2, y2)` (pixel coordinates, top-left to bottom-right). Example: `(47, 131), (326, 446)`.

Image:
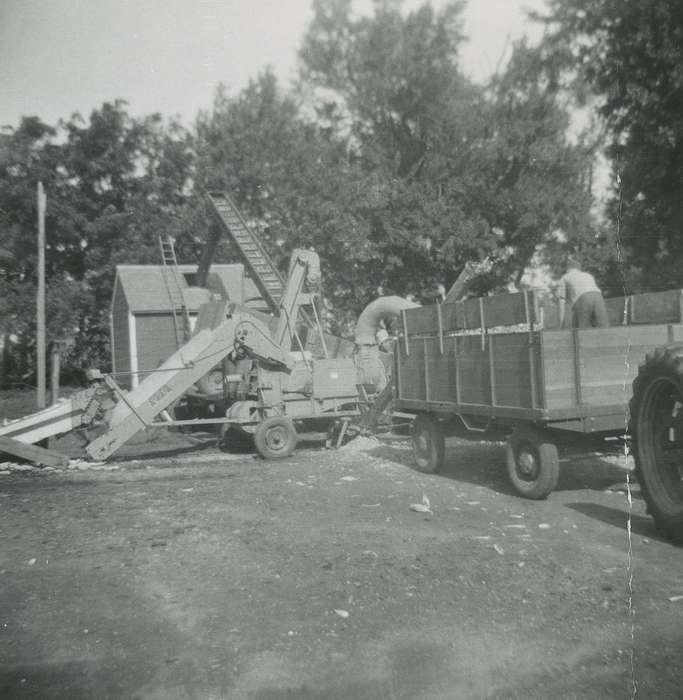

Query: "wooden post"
(423, 337), (430, 401)
(572, 328), (583, 406)
(36, 182), (47, 409)
(0, 332), (8, 390)
(47, 343), (61, 450)
(50, 344), (61, 405)
(479, 297), (486, 352)
(437, 303), (444, 355)
(401, 309), (410, 356)
(488, 335), (496, 407)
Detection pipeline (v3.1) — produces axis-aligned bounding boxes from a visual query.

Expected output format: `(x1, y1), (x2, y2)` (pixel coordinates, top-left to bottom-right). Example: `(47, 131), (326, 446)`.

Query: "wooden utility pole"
(37, 182), (47, 409)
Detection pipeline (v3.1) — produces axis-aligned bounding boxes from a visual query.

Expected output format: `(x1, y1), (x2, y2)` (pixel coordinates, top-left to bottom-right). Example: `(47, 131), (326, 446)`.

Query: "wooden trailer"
(394, 288), (683, 499)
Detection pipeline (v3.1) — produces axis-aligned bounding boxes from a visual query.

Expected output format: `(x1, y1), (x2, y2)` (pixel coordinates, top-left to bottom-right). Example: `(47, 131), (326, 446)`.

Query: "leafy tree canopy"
(536, 0), (683, 291)
(193, 0), (594, 326)
(298, 0), (593, 293)
(0, 102), (194, 376)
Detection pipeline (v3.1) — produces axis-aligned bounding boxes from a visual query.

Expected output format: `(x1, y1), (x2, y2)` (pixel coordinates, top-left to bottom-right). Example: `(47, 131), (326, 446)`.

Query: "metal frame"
(395, 397), (628, 430)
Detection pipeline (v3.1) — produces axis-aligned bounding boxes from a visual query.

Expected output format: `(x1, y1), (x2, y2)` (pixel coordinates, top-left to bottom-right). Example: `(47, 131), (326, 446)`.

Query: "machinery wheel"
(630, 344), (683, 540)
(411, 413), (445, 473)
(506, 425), (559, 500)
(254, 416), (297, 460)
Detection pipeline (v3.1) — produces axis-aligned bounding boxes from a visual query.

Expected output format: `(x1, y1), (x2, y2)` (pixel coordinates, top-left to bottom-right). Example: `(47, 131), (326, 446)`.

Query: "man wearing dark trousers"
(557, 256), (609, 329)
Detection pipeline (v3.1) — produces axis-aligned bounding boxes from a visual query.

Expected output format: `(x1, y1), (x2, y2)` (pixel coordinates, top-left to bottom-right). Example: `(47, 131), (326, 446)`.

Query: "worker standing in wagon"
(557, 256), (609, 328)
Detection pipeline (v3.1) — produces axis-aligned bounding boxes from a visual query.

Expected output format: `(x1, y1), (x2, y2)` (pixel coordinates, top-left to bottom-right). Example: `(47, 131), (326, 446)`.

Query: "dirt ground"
(1, 425), (682, 699)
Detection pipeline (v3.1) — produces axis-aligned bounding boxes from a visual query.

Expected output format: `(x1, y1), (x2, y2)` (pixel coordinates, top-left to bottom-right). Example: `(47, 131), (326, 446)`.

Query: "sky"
(0, 0), (547, 130)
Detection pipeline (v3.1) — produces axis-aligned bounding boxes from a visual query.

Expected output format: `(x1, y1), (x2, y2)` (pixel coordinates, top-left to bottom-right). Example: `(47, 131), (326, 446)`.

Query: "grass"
(0, 387), (80, 420)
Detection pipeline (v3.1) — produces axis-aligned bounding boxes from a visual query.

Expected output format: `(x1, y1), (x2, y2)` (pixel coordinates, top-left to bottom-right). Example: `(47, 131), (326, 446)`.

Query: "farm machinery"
(0, 240), (415, 464)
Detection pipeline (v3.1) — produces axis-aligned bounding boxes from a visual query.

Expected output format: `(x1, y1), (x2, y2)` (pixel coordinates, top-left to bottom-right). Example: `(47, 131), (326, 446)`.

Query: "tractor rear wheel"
(630, 344), (683, 540)
(411, 413), (445, 473)
(506, 425), (559, 500)
(254, 416), (297, 460)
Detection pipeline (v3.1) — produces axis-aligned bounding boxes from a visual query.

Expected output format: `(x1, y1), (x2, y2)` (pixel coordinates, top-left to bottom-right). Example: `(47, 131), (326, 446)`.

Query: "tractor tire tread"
(630, 343), (683, 541)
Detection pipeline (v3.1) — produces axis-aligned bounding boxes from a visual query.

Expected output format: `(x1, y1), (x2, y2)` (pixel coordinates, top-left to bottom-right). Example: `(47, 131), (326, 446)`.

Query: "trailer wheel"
(411, 414), (445, 473)
(506, 426), (559, 499)
(254, 416), (297, 460)
(630, 344), (683, 540)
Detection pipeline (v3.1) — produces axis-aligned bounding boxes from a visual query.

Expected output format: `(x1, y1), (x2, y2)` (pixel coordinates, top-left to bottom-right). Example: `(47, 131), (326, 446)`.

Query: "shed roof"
(115, 264), (261, 313)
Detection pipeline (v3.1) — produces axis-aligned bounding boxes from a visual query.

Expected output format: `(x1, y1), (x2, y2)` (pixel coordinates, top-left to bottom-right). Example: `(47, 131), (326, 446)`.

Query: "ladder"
(205, 192), (284, 313)
(159, 235), (192, 347)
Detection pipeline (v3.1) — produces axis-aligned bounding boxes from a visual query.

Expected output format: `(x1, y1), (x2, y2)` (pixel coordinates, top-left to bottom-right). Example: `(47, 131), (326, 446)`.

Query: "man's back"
(560, 268), (600, 305)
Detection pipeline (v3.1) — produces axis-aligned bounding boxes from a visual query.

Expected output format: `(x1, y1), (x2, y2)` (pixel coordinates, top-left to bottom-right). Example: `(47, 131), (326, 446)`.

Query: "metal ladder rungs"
(158, 235), (192, 348)
(207, 192), (286, 315)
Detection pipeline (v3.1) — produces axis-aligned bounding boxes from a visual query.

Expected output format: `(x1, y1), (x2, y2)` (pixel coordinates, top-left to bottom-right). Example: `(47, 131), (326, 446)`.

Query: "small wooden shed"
(110, 264), (262, 388)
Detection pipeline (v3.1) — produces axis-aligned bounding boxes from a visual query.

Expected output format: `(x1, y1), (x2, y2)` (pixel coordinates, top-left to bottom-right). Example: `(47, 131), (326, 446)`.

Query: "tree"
(0, 103), (195, 382)
(0, 117), (84, 381)
(299, 1), (594, 295)
(301, 0), (468, 177)
(537, 0), (683, 291)
(193, 0), (594, 327)
(473, 42), (595, 287)
(300, 0), (490, 299)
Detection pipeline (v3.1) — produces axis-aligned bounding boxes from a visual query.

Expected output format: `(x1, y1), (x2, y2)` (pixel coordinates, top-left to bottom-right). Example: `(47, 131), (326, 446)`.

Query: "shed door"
(135, 314), (181, 378)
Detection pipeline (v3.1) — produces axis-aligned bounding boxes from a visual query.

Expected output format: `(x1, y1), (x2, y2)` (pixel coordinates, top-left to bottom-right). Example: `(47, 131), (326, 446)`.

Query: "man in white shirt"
(557, 256), (609, 328)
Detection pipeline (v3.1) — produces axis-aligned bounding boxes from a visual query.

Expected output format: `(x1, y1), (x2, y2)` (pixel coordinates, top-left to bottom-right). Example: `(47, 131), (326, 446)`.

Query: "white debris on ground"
(164, 451), (251, 465)
(67, 459), (119, 471)
(409, 493), (433, 514)
(599, 453), (635, 470)
(0, 461), (42, 474)
(0, 462), (37, 472)
(339, 435), (382, 452)
(0, 459), (120, 474)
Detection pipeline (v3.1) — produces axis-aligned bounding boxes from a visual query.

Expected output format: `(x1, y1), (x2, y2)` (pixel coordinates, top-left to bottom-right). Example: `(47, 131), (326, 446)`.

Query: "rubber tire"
(506, 425), (559, 500)
(254, 416), (297, 460)
(411, 413), (445, 473)
(630, 343), (683, 541)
